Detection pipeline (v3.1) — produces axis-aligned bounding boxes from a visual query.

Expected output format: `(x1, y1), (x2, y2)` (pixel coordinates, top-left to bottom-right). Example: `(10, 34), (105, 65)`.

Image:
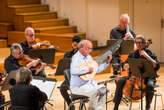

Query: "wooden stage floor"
(1, 48), (164, 110)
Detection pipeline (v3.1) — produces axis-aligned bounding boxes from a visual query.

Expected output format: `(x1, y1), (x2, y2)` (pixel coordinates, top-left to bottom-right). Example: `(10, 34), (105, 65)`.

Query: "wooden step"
(24, 19), (69, 28)
(0, 22), (14, 38)
(0, 39), (7, 48)
(8, 4), (49, 14)
(7, 0), (40, 6)
(15, 12), (57, 31)
(8, 31), (86, 51)
(35, 26), (77, 34)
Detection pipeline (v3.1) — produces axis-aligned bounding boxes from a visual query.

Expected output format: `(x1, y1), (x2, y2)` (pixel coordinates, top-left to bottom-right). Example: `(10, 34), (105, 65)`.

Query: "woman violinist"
(4, 43), (46, 77)
(113, 35), (160, 110)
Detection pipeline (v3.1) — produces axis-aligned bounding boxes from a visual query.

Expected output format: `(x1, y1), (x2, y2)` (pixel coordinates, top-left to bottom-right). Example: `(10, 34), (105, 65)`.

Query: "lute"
(79, 39), (123, 81)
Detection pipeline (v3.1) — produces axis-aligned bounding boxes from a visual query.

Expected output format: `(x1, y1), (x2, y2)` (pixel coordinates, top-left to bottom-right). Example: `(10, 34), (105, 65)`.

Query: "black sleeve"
(4, 59), (20, 73)
(33, 86), (48, 109)
(20, 42), (33, 54)
(110, 29), (116, 39)
(149, 52), (160, 71)
(130, 29), (136, 38)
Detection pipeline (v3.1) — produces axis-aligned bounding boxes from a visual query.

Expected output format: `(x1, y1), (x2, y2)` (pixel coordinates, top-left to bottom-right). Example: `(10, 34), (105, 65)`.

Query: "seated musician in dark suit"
(113, 35), (160, 110)
(9, 67), (47, 110)
(59, 36), (81, 110)
(4, 43), (46, 77)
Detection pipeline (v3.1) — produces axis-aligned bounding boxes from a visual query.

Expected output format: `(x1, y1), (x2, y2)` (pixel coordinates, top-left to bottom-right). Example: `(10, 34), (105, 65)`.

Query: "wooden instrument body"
(123, 75), (146, 100)
(18, 54), (42, 69)
(29, 38), (53, 49)
(79, 60), (98, 81)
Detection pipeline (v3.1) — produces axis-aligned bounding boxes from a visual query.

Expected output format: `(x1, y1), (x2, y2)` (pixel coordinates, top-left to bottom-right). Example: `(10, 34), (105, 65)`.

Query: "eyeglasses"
(135, 42), (144, 44)
(85, 47), (93, 51)
(27, 34), (34, 37)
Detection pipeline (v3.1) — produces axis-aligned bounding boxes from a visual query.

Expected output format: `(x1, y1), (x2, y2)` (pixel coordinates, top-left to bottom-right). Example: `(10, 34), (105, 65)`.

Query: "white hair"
(10, 43), (22, 53)
(120, 14), (130, 23)
(25, 27), (35, 35)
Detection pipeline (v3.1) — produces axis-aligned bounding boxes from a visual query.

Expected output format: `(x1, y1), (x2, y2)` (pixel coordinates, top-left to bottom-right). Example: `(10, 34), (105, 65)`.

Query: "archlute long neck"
(95, 39), (123, 65)
(126, 25), (130, 33)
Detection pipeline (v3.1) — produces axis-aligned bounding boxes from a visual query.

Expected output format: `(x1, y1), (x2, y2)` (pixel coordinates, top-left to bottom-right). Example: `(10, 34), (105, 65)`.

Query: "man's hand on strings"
(106, 55), (112, 64)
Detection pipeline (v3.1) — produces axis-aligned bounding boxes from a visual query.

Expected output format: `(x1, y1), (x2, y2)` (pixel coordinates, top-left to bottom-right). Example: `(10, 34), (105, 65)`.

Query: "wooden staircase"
(0, 0), (98, 51)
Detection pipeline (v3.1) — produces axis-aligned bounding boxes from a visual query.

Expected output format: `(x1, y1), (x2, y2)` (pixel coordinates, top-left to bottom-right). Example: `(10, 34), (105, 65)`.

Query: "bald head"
(78, 40), (93, 56)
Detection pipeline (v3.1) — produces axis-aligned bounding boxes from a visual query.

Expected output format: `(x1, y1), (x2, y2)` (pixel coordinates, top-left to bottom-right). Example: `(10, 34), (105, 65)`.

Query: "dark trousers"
(113, 77), (155, 110)
(111, 55), (121, 75)
(60, 81), (72, 105)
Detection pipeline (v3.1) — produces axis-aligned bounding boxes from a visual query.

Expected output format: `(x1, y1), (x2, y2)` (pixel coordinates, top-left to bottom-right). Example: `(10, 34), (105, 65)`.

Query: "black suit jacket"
(9, 83), (47, 110)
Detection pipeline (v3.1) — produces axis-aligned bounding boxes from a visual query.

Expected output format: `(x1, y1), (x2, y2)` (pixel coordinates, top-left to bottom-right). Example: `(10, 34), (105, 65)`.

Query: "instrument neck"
(95, 39), (123, 65)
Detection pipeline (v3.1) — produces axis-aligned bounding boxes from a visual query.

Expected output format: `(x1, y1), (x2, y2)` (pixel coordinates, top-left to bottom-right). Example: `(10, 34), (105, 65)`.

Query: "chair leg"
(79, 101), (85, 110)
(68, 103), (74, 110)
(154, 94), (157, 110)
(64, 100), (66, 110)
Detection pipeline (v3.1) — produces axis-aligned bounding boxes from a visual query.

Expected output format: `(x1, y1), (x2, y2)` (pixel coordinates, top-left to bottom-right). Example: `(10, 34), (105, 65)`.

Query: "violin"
(18, 54), (42, 69)
(0, 72), (7, 86)
(28, 38), (54, 49)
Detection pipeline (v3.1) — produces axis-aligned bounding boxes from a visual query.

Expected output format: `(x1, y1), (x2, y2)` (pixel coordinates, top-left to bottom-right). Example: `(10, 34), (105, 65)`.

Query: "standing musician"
(9, 67), (47, 110)
(20, 27), (54, 54)
(109, 14), (136, 75)
(59, 36), (81, 110)
(4, 43), (46, 77)
(113, 35), (160, 110)
(70, 40), (112, 110)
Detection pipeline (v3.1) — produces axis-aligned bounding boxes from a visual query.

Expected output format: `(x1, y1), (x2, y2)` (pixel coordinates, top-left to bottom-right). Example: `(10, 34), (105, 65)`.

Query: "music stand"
(27, 48), (55, 64)
(127, 58), (156, 110)
(31, 76), (57, 100)
(55, 58), (71, 75)
(107, 40), (134, 54)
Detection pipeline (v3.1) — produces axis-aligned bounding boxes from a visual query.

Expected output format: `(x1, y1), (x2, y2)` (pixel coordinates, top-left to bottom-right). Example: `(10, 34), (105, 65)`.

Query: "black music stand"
(55, 58), (71, 75)
(127, 58), (155, 110)
(27, 48), (55, 64)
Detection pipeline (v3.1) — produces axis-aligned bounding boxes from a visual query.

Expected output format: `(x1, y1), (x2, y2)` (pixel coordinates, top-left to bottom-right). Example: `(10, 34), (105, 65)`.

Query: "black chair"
(63, 69), (89, 110)
(0, 101), (11, 110)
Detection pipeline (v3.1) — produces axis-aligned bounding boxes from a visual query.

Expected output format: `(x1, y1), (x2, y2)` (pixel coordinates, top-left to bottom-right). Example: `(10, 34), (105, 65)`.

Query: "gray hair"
(18, 67), (32, 84)
(120, 14), (130, 23)
(25, 27), (35, 35)
(10, 43), (22, 53)
(135, 35), (146, 43)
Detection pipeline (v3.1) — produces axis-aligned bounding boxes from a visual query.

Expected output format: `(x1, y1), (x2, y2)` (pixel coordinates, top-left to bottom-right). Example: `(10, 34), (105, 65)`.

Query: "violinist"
(113, 35), (160, 110)
(20, 27), (40, 54)
(20, 27), (54, 54)
(4, 43), (46, 77)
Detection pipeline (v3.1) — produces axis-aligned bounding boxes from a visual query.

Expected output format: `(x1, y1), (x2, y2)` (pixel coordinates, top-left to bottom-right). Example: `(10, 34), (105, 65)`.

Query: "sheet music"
(31, 79), (56, 99)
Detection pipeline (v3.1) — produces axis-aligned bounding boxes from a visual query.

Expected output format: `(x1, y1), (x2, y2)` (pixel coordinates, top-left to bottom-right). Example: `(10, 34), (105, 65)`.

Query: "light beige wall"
(41, 0), (119, 45)
(87, 0), (119, 45)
